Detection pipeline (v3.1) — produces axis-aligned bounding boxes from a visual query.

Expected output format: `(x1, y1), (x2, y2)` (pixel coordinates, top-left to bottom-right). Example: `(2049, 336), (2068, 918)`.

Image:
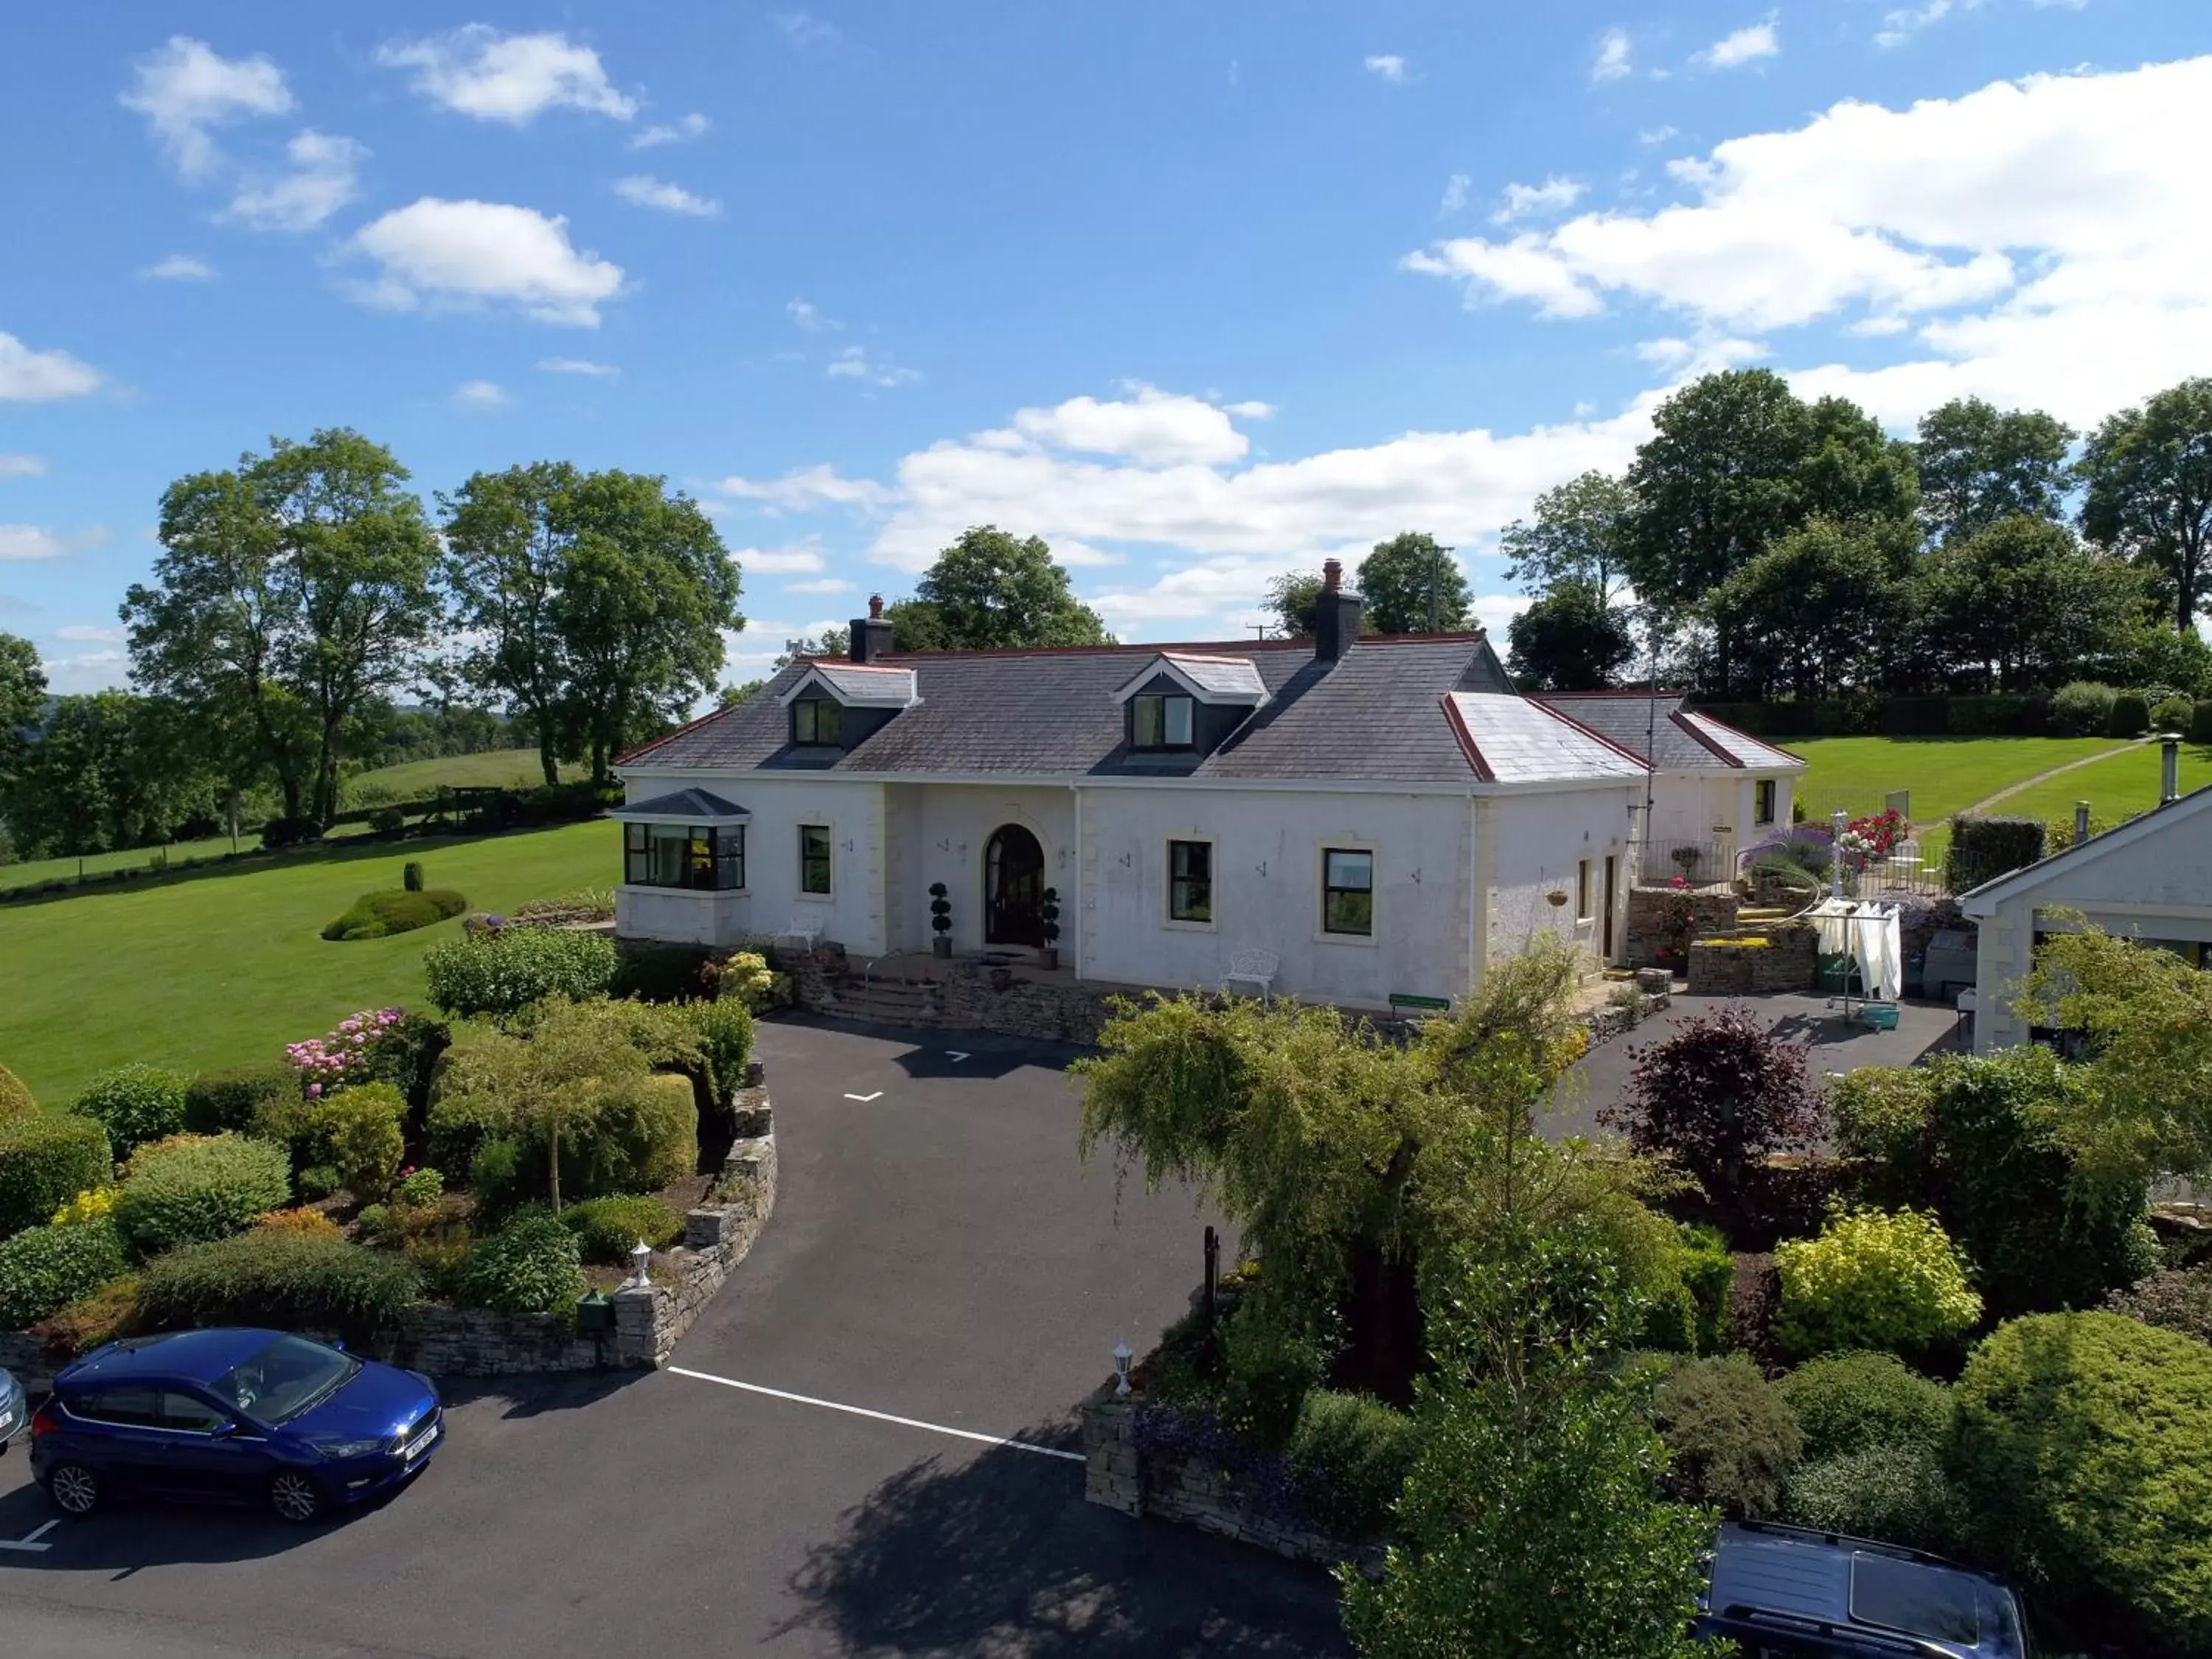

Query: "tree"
(1500, 472), (1634, 608)
(2079, 377), (2212, 631)
(1708, 518), (1899, 699)
(1357, 532), (1470, 634)
(0, 630), (44, 793)
(124, 430), (442, 824)
(1798, 395), (1921, 534)
(1601, 1005), (1827, 1208)
(884, 599), (948, 652)
(6, 693), (220, 856)
(546, 470), (741, 783)
(1263, 570), (1325, 639)
(1504, 580), (1636, 691)
(439, 462), (585, 787)
(1910, 515), (2151, 691)
(1916, 397), (2075, 545)
(717, 680), (766, 708)
(772, 626), (849, 669)
(911, 526), (1108, 650)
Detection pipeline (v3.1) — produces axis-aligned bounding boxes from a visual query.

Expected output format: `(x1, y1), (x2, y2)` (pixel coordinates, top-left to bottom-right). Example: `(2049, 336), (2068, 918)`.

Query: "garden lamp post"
(1113, 1341), (1133, 1397)
(627, 1239), (653, 1290)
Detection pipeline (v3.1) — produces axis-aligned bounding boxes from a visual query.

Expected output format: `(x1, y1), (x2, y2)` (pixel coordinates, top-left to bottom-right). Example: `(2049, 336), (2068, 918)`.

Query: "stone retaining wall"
(1687, 925), (1819, 995)
(939, 963), (1116, 1045)
(1624, 886), (1740, 969)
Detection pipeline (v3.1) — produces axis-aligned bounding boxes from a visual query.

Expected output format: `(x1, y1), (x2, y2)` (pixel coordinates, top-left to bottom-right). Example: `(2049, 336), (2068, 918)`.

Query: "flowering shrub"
(703, 950), (790, 1013)
(285, 1008), (406, 1097)
(1837, 808), (1907, 869)
(1775, 1204), (1983, 1358)
(51, 1186), (119, 1227)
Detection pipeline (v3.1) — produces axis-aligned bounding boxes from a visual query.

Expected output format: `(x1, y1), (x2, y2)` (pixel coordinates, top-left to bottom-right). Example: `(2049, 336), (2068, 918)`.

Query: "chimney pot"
(2161, 735), (2181, 805)
(1322, 558), (1342, 593)
(2074, 800), (2091, 844)
(869, 593), (884, 621)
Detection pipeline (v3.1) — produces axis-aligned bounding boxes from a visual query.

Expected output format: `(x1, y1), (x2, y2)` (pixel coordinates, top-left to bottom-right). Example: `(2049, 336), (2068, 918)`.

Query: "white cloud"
(538, 357), (619, 377)
(0, 456), (44, 479)
(55, 624), (125, 644)
(1225, 400), (1278, 420)
(1696, 15), (1781, 70)
(143, 254), (215, 281)
(1439, 174), (1471, 215)
(38, 650), (128, 694)
(0, 526), (69, 561)
(1591, 29), (1634, 83)
(613, 175), (721, 217)
(827, 346), (920, 388)
(1635, 333), (1769, 376)
(224, 129), (364, 231)
(451, 379), (511, 410)
(771, 12), (840, 52)
(787, 298), (837, 332)
(1364, 55), (1408, 83)
(121, 36), (292, 178)
(715, 467), (894, 514)
(0, 334), (101, 402)
(376, 27), (635, 124)
(1011, 385), (1262, 467)
(1639, 125), (1679, 147)
(731, 540), (827, 574)
(785, 577), (857, 594)
(1492, 177), (1587, 224)
(631, 112), (709, 149)
(344, 198), (625, 327)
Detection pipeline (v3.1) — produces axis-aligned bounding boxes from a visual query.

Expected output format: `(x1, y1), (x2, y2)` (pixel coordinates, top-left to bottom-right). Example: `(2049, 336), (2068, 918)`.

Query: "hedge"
(422, 926), (620, 1022)
(2194, 698), (2212, 745)
(112, 1132), (292, 1260)
(1952, 1312), (2212, 1655)
(1284, 1389), (1422, 1540)
(0, 1217), (128, 1327)
(1774, 1349), (1950, 1463)
(1945, 813), (2047, 892)
(73, 1064), (190, 1158)
(1787, 1445), (1964, 1555)
(560, 1194), (684, 1265)
(320, 887), (468, 942)
(0, 1063), (35, 1122)
(552, 1074), (697, 1203)
(0, 1113), (114, 1242)
(183, 1062), (302, 1135)
(1688, 693), (2054, 740)
(137, 1228), (422, 1338)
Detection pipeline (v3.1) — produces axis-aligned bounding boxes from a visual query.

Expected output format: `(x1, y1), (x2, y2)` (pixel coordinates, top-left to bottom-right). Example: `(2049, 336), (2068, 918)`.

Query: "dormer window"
(1133, 693), (1195, 750)
(793, 698), (843, 746)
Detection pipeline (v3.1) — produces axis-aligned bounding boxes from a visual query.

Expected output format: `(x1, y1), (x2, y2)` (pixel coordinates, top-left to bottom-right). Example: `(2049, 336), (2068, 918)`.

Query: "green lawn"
(0, 819), (618, 1107)
(1994, 740), (2212, 827)
(0, 821), (383, 895)
(1788, 736), (2131, 827)
(344, 748), (583, 804)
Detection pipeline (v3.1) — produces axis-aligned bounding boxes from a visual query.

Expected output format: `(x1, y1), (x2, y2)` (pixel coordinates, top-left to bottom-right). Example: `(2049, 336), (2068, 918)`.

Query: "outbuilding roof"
(1445, 693), (1649, 783)
(1531, 692), (1803, 772)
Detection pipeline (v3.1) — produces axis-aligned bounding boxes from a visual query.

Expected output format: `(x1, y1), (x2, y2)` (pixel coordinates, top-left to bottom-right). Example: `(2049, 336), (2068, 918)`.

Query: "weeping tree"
(1074, 938), (1598, 1405)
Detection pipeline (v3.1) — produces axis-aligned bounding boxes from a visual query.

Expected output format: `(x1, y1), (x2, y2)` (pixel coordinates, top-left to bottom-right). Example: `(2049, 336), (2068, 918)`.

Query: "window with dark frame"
(1754, 779), (1778, 825)
(799, 824), (833, 894)
(794, 698), (843, 745)
(624, 821), (744, 891)
(1321, 847), (1374, 936)
(1169, 839), (1213, 922)
(1132, 692), (1195, 749)
(1577, 858), (1591, 920)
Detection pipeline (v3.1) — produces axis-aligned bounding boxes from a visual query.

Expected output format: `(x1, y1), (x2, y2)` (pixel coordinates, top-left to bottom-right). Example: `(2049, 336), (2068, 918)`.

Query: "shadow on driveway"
(777, 1431), (1348, 1658)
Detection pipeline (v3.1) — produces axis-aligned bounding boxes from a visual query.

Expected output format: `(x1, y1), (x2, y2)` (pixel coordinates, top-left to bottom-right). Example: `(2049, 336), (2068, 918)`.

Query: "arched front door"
(984, 824), (1046, 947)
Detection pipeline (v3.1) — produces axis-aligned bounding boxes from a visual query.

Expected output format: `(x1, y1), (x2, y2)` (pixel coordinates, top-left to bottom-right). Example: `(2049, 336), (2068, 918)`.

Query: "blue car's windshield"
(206, 1336), (359, 1425)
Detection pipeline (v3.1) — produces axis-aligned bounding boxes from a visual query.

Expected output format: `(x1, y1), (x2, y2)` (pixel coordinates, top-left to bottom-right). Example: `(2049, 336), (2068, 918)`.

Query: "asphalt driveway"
(0, 1016), (1346, 1659)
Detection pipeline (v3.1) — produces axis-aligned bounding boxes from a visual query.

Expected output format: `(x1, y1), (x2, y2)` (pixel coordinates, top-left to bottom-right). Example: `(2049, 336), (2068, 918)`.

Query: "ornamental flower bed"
(1838, 809), (1907, 870)
(285, 1007), (406, 1098)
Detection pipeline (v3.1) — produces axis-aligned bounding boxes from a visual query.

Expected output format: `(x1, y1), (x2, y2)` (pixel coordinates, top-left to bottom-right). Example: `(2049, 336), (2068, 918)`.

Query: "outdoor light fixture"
(628, 1239), (653, 1289)
(1113, 1340), (1133, 1397)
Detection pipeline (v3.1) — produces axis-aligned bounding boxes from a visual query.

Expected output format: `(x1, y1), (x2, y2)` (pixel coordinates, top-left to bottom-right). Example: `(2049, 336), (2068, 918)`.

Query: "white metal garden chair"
(1223, 948), (1279, 1004)
(777, 918), (823, 950)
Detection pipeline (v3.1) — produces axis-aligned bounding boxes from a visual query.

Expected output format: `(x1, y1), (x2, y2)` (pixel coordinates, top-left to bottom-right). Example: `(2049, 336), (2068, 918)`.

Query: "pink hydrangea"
(285, 1006), (408, 1086)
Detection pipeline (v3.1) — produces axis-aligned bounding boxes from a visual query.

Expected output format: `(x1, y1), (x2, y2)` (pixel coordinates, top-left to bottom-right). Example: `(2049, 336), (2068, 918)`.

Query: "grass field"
(1993, 739), (2212, 827)
(344, 748), (584, 802)
(0, 819), (617, 1108)
(1788, 736), (2132, 826)
(0, 821), (387, 896)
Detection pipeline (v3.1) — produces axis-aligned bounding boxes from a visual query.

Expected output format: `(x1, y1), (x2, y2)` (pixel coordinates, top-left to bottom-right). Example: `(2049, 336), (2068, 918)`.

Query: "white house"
(1531, 692), (1805, 885)
(1958, 750), (2211, 1053)
(612, 564), (1658, 1013)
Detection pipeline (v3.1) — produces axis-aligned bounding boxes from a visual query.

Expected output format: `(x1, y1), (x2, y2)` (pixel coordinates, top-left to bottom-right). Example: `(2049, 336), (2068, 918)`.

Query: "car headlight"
(313, 1438), (386, 1459)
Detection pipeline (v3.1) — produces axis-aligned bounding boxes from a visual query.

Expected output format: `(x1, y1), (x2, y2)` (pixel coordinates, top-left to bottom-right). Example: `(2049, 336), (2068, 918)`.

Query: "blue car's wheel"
(46, 1463), (98, 1516)
(268, 1470), (323, 1524)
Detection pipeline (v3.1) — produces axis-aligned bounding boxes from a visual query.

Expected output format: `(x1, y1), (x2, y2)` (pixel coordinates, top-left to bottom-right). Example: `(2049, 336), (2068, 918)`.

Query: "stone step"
(826, 978), (945, 1027)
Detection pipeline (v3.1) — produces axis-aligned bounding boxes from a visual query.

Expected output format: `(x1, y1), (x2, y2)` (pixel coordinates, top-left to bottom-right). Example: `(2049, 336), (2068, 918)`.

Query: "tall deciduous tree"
(1708, 518), (1900, 699)
(911, 526), (1108, 650)
(1357, 532), (1470, 633)
(0, 630), (44, 793)
(124, 430), (442, 824)
(548, 470), (741, 784)
(5, 692), (220, 856)
(2079, 377), (2212, 631)
(1910, 515), (2152, 692)
(1916, 397), (2075, 545)
(1504, 580), (1636, 691)
(1262, 570), (1326, 639)
(1500, 471), (1634, 607)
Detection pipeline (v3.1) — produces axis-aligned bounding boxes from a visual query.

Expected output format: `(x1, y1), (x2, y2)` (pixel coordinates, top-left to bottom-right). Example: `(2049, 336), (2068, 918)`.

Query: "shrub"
(1652, 1354), (1804, 1518)
(1775, 1350), (1951, 1463)
(0, 1218), (128, 1326)
(1601, 1006), (1826, 1208)
(1945, 813), (2048, 891)
(321, 887), (468, 942)
(252, 1206), (341, 1239)
(353, 1203), (400, 1248)
(0, 1113), (114, 1242)
(403, 860), (424, 892)
(396, 1166), (444, 1207)
(425, 1091), (507, 1183)
(316, 1082), (406, 1202)
(1635, 1222), (1736, 1354)
(2107, 689), (2152, 738)
(260, 814), (323, 850)
(49, 1185), (119, 1227)
(1829, 1065), (1931, 1178)
(296, 1165), (341, 1202)
(560, 1194), (684, 1265)
(554, 1074), (697, 1202)
(2152, 693), (2196, 732)
(1775, 1206), (1982, 1360)
(470, 1137), (521, 1210)
(423, 926), (619, 1023)
(363, 1013), (451, 1121)
(72, 1064), (190, 1159)
(0, 1063), (35, 1121)
(703, 948), (790, 1012)
(138, 1228), (421, 1338)
(457, 1211), (586, 1315)
(2051, 679), (2118, 736)
(1787, 1445), (1965, 1554)
(1952, 1312), (2212, 1653)
(117, 1132), (214, 1181)
(370, 807), (406, 837)
(2106, 1265), (2212, 1346)
(686, 997), (754, 1104)
(1284, 1390), (1421, 1539)
(183, 1062), (301, 1135)
(2195, 698), (2212, 745)
(32, 1273), (139, 1357)
(112, 1133), (292, 1260)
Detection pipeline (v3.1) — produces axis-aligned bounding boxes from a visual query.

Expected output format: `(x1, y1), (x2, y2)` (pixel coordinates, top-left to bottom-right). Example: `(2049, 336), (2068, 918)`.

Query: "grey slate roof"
(1148, 652), (1269, 700)
(1532, 692), (1801, 772)
(622, 634), (1597, 785)
(796, 663), (919, 705)
(1449, 694), (1647, 783)
(611, 787), (751, 821)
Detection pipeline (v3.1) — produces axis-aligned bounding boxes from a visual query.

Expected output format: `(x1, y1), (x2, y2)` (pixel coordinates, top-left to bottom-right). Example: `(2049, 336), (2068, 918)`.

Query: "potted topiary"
(1038, 887), (1060, 970)
(929, 882), (952, 958)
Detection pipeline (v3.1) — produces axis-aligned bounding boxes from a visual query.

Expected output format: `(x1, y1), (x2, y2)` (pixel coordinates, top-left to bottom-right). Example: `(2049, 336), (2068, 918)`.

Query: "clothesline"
(1807, 897), (1903, 1002)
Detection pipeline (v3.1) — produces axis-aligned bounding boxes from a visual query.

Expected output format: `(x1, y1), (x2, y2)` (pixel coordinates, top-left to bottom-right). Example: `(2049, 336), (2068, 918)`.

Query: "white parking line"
(843, 1091), (884, 1102)
(0, 1519), (58, 1553)
(667, 1366), (1085, 1463)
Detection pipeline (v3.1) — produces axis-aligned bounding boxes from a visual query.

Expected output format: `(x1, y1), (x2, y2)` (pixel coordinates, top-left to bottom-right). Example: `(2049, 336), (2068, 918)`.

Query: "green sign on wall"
(1388, 992), (1451, 1012)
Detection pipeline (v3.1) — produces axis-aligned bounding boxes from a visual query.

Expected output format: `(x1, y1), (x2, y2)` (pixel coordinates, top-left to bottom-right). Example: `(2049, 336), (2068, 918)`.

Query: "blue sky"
(2, 2), (2205, 695)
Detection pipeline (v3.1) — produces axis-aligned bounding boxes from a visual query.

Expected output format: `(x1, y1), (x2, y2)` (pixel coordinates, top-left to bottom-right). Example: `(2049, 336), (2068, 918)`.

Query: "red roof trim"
(1439, 695), (1495, 782)
(874, 630), (1485, 662)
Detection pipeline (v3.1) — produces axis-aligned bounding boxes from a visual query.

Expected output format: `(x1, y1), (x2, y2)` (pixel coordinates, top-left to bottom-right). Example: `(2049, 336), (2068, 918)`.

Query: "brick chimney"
(1314, 557), (1364, 664)
(850, 593), (894, 664)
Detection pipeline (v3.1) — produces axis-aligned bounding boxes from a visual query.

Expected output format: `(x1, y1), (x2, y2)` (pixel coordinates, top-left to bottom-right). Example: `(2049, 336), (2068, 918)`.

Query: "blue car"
(29, 1328), (442, 1525)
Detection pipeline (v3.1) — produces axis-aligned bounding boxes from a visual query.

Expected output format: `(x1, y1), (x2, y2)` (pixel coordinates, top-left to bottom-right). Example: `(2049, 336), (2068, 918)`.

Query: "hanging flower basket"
(1545, 888), (1570, 908)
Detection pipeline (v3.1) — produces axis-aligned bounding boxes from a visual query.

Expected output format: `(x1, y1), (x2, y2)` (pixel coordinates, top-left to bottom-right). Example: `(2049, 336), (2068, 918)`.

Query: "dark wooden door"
(985, 825), (1045, 947)
(1601, 854), (1618, 959)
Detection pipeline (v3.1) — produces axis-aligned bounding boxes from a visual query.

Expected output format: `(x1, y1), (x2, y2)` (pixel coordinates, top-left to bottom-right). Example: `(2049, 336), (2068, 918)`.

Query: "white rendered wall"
(1488, 785), (1640, 968)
